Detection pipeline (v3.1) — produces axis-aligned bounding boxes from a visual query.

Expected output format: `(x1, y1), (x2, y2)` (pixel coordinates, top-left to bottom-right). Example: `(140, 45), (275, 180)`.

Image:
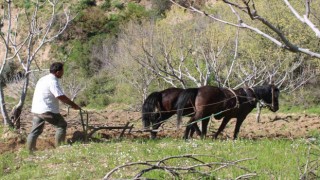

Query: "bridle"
(250, 86), (277, 110)
(228, 88), (240, 108)
(244, 87), (257, 105)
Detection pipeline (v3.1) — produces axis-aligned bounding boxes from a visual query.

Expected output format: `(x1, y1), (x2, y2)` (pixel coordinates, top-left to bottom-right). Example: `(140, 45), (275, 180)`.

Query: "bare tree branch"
(170, 0), (320, 58)
(115, 4), (316, 98)
(298, 141), (320, 179)
(0, 0), (75, 128)
(103, 154), (257, 179)
(283, 0), (320, 38)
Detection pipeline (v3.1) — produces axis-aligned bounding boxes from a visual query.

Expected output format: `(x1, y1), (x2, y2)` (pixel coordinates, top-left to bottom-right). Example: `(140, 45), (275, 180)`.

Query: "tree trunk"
(10, 74), (30, 131)
(0, 83), (13, 127)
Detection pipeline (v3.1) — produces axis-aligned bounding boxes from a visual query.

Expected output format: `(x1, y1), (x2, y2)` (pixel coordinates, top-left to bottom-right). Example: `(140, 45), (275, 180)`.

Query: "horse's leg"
(183, 117), (195, 140)
(233, 117), (246, 139)
(192, 123), (202, 137)
(150, 113), (174, 139)
(188, 111), (207, 139)
(201, 118), (210, 139)
(189, 123), (201, 138)
(189, 125), (195, 138)
(213, 117), (231, 139)
(151, 123), (161, 139)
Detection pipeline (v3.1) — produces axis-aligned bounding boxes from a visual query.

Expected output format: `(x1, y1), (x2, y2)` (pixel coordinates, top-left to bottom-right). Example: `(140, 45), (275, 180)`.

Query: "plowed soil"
(1, 106), (320, 154)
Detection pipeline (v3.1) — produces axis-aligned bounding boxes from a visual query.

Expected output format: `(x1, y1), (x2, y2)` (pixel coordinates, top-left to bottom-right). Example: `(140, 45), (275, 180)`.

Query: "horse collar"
(228, 88), (240, 108)
(246, 88), (258, 102)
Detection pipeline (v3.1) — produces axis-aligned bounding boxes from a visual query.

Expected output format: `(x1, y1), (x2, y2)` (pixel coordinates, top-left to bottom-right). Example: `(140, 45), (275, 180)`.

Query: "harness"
(248, 87), (275, 109)
(227, 88), (240, 108)
(271, 87), (275, 109)
(243, 87), (257, 105)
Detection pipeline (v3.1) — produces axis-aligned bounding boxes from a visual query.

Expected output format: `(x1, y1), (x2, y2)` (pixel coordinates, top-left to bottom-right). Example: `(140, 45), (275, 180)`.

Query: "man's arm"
(57, 95), (81, 110)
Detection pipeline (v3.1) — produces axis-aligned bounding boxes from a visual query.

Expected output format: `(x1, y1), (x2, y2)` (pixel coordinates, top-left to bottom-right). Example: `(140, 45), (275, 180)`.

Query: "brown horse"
(176, 84), (280, 139)
(142, 88), (201, 139)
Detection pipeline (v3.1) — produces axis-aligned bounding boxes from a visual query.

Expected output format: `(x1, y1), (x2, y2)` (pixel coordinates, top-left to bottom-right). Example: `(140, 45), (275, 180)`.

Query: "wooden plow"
(78, 109), (135, 142)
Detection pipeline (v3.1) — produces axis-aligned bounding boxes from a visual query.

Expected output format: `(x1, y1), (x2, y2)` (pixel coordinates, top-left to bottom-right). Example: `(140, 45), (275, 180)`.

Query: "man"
(27, 62), (80, 153)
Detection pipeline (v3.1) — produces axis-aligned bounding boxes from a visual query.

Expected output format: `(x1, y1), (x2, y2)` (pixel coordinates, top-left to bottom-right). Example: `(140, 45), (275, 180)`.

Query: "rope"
(141, 95), (245, 130)
(145, 96), (258, 129)
(141, 93), (261, 130)
(141, 95), (249, 116)
(184, 98), (257, 127)
(142, 111), (196, 130)
(70, 89), (272, 133)
(228, 88), (240, 108)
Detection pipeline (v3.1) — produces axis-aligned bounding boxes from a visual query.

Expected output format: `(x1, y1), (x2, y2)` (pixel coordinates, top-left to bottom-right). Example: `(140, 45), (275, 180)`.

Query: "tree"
(170, 0), (320, 58)
(112, 21), (158, 103)
(114, 5), (316, 98)
(116, 11), (238, 89)
(0, 0), (73, 129)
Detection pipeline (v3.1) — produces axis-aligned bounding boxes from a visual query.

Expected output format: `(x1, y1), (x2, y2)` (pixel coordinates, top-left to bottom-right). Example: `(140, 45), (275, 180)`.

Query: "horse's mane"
(142, 91), (162, 124)
(252, 85), (272, 99)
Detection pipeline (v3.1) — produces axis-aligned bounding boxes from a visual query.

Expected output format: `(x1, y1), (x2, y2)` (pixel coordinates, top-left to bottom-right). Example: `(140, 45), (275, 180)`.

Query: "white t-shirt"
(31, 73), (65, 114)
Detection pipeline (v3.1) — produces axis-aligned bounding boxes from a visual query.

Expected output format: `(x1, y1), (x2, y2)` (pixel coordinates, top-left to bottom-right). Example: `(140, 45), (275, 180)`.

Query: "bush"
(101, 0), (111, 10)
(77, 73), (116, 109)
(77, 0), (96, 11)
(124, 2), (149, 19)
(66, 40), (92, 77)
(151, 0), (171, 16)
(13, 0), (31, 9)
(111, 0), (125, 10)
(281, 83), (320, 110)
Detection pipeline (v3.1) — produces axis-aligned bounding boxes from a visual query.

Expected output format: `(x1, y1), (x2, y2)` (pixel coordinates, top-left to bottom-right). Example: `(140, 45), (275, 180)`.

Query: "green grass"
(0, 138), (317, 179)
(280, 105), (320, 115)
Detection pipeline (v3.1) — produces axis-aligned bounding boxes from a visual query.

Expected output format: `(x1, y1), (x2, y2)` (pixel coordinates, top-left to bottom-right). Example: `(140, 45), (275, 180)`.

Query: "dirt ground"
(1, 106), (320, 154)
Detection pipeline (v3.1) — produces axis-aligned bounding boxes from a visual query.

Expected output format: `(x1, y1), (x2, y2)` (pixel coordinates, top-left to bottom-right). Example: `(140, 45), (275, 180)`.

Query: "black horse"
(176, 84), (280, 139)
(142, 88), (201, 139)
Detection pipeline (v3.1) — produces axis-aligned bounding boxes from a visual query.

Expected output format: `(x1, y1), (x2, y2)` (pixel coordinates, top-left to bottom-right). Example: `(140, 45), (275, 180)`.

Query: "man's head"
(50, 62), (64, 78)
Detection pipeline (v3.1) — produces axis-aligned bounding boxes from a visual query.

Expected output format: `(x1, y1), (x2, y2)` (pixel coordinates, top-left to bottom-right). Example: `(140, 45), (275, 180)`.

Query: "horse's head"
(142, 110), (160, 130)
(254, 84), (280, 112)
(142, 88), (183, 139)
(142, 112), (161, 139)
(142, 113), (151, 130)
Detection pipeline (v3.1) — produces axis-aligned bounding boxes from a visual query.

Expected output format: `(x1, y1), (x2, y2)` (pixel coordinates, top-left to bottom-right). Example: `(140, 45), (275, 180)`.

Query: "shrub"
(101, 0), (111, 10)
(151, 0), (171, 16)
(124, 2), (149, 19)
(77, 0), (96, 11)
(77, 73), (116, 109)
(112, 0), (125, 10)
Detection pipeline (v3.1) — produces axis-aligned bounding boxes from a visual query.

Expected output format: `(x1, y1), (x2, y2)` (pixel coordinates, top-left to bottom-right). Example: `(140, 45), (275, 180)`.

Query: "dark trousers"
(27, 112), (67, 152)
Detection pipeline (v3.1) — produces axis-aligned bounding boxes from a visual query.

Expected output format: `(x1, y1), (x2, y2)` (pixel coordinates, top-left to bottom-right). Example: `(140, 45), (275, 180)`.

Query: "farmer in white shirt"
(27, 62), (80, 153)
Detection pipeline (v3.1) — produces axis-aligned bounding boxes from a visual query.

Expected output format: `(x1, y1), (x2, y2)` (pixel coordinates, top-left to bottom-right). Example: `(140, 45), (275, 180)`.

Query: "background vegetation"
(0, 1), (319, 179)
(4, 0), (317, 111)
(72, 0), (319, 110)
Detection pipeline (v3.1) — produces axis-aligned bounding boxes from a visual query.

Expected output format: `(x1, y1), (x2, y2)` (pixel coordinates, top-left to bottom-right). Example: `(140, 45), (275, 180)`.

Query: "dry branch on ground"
(103, 154), (257, 179)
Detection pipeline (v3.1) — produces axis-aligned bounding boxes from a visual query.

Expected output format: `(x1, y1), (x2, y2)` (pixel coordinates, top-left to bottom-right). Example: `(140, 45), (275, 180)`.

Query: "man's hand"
(71, 104), (81, 110)
(57, 95), (81, 110)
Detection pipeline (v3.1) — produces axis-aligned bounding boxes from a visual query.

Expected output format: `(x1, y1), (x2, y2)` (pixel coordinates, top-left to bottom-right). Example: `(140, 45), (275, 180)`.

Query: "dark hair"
(50, 62), (64, 73)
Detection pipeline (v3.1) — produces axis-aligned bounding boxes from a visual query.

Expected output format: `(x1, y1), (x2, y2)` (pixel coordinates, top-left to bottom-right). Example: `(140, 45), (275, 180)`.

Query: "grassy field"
(280, 105), (320, 115)
(1, 137), (319, 179)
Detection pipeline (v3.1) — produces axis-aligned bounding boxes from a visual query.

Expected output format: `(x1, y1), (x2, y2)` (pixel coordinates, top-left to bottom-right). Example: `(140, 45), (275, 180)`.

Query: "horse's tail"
(176, 88), (199, 128)
(142, 91), (162, 129)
